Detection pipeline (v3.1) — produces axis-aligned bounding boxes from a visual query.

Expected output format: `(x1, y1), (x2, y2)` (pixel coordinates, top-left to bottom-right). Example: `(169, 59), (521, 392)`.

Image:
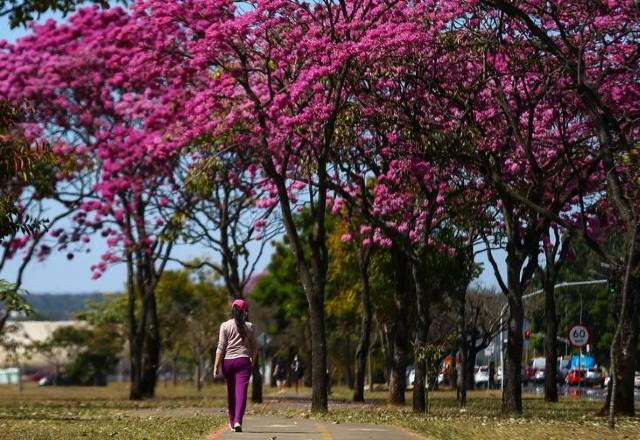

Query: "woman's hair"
(231, 305), (247, 339)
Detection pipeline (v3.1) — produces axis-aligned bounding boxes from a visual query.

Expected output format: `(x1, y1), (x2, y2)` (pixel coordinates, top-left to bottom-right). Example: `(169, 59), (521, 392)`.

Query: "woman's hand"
(213, 351), (222, 379)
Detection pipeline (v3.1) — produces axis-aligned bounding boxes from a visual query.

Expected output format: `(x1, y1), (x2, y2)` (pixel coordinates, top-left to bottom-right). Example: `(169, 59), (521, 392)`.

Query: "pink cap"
(232, 299), (248, 311)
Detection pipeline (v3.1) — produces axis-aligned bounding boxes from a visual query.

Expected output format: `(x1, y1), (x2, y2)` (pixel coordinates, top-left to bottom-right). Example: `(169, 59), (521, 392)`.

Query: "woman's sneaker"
(233, 422), (242, 432)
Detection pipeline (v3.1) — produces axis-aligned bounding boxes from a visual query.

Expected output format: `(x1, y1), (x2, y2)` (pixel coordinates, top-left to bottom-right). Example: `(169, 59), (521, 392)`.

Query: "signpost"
(568, 323), (591, 395)
(568, 324), (591, 348)
(257, 332), (272, 379)
(257, 332), (271, 347)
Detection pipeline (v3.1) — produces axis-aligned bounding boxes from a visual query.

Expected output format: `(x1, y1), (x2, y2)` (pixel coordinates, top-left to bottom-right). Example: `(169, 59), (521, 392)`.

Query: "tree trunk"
(456, 293), (467, 406)
(251, 355), (263, 403)
(345, 337), (354, 388)
(411, 258), (430, 413)
(126, 256), (144, 401)
(497, 236), (533, 415)
(503, 293), (524, 414)
(265, 161), (329, 413)
(353, 247), (372, 402)
(308, 288), (328, 412)
(465, 345), (476, 391)
(129, 334), (143, 400)
(172, 355), (178, 386)
(543, 281), (558, 402)
(0, 311), (7, 336)
(388, 248), (409, 405)
(141, 289), (160, 398)
(380, 323), (393, 388)
(195, 357), (202, 392)
(605, 272), (639, 419)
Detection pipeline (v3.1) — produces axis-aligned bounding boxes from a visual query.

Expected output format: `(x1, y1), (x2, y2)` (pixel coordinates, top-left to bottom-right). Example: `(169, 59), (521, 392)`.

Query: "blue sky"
(0, 12), (505, 294)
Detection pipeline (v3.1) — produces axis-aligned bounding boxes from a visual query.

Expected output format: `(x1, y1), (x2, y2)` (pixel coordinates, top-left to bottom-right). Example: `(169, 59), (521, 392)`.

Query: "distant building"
(0, 367), (19, 384)
(0, 320), (87, 369)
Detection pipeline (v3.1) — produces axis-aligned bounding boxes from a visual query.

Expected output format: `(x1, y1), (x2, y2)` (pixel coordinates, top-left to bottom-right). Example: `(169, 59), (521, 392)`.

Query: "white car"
(585, 368), (604, 387)
(474, 366), (490, 388)
(406, 368), (415, 389)
(604, 373), (639, 389)
(405, 367), (430, 389)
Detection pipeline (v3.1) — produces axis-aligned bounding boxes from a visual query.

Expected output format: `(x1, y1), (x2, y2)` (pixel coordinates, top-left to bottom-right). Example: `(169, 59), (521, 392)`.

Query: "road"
(523, 383), (640, 401)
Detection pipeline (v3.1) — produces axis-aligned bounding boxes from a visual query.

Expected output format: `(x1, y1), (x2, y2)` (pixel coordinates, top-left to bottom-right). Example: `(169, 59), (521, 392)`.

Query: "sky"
(0, 12), (506, 294)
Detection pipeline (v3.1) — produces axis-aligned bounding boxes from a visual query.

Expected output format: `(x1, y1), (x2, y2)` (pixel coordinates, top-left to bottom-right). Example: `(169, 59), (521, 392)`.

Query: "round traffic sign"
(568, 324), (590, 347)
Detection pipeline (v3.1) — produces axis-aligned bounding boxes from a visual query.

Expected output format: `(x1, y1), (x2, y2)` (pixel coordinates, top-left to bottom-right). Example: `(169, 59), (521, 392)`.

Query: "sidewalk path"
(205, 415), (424, 440)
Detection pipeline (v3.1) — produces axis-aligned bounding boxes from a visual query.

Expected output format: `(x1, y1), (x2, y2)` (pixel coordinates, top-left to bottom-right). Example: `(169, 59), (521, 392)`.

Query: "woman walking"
(214, 299), (257, 433)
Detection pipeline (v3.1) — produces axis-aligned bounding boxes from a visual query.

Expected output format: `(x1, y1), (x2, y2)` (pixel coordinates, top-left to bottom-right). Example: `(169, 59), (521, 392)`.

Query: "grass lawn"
(0, 382), (227, 439)
(0, 383), (638, 439)
(311, 388), (640, 440)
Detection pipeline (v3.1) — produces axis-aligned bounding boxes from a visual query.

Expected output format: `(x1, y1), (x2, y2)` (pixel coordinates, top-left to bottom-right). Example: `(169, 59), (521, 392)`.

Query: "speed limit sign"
(568, 324), (591, 347)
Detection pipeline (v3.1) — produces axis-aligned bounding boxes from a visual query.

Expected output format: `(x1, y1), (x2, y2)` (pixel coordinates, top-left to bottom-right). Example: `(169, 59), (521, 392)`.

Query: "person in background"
(272, 358), (288, 392)
(291, 353), (304, 394)
(213, 299), (257, 433)
(489, 361), (496, 389)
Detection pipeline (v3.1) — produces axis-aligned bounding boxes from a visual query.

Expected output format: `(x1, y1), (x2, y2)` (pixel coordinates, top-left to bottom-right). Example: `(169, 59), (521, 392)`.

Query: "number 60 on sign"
(568, 324), (591, 347)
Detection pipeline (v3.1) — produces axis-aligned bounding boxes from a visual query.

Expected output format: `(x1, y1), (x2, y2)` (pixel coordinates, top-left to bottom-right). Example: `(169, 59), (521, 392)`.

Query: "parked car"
(38, 376), (54, 386)
(406, 368), (415, 389)
(531, 367), (566, 385)
(492, 366), (530, 386)
(558, 360), (571, 383)
(528, 358), (545, 383)
(634, 372), (640, 389)
(531, 358), (545, 370)
(405, 367), (432, 389)
(474, 366), (490, 389)
(584, 368), (605, 388)
(565, 369), (587, 386)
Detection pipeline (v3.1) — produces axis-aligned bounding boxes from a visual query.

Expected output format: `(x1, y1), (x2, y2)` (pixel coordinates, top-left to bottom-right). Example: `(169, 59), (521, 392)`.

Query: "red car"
(565, 369), (587, 386)
(525, 366), (537, 381)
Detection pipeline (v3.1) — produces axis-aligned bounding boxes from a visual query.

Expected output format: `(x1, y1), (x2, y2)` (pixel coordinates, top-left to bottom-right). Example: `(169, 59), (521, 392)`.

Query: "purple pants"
(222, 357), (252, 426)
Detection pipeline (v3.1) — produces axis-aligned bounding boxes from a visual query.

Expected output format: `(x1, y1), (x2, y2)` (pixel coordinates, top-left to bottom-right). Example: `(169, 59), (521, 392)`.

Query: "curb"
(203, 424), (228, 440)
(394, 424), (426, 439)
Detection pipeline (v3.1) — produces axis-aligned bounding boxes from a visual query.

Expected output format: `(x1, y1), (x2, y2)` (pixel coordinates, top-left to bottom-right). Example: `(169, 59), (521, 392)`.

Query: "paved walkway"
(206, 415), (424, 440)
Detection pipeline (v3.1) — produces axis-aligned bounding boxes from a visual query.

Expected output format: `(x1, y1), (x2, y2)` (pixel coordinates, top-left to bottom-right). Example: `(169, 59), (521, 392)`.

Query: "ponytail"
(232, 305), (247, 339)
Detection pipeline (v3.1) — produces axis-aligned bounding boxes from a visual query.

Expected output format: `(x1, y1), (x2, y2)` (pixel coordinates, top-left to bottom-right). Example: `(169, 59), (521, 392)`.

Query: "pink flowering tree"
(330, 74), (473, 412)
(130, 0), (440, 412)
(297, 0), (474, 411)
(409, 14), (607, 415)
(327, 1), (605, 414)
(472, 0), (640, 420)
(0, 7), (194, 399)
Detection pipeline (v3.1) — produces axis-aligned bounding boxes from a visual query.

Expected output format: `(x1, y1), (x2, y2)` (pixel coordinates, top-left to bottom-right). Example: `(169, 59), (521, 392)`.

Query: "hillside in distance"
(19, 293), (120, 321)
